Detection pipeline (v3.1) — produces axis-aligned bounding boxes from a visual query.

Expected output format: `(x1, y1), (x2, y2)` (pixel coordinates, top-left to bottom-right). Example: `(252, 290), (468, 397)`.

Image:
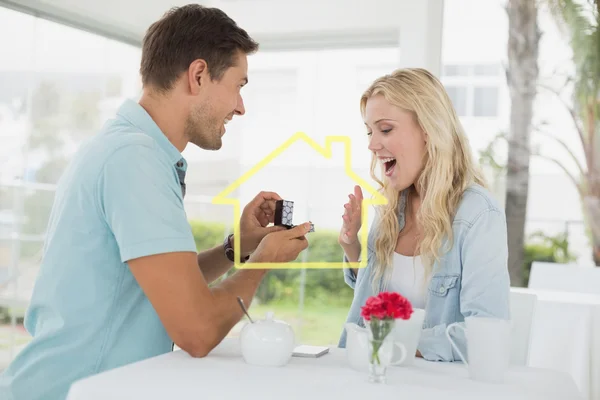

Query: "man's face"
(186, 51), (248, 150)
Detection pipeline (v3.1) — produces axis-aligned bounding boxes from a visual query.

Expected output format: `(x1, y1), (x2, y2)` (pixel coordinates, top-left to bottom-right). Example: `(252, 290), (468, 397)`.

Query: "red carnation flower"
(360, 291), (413, 321)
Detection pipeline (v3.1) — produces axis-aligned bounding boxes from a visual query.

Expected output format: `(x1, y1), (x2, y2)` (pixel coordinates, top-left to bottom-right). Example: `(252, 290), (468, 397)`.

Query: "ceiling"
(0, 0), (440, 50)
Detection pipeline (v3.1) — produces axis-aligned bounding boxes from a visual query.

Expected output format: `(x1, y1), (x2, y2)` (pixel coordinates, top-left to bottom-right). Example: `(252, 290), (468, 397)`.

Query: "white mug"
(445, 316), (510, 383)
(391, 308), (425, 366)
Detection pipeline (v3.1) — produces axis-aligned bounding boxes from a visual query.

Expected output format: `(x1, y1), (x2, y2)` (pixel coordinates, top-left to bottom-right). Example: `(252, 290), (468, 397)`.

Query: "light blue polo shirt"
(0, 99), (198, 400)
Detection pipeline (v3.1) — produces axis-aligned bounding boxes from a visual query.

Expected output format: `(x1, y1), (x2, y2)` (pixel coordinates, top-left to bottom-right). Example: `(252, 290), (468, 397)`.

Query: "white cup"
(391, 308), (425, 366)
(445, 316), (510, 383)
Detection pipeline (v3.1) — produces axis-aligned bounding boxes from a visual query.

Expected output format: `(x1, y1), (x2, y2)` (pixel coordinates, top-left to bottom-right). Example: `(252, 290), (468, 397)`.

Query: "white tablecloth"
(512, 288), (600, 400)
(66, 338), (582, 400)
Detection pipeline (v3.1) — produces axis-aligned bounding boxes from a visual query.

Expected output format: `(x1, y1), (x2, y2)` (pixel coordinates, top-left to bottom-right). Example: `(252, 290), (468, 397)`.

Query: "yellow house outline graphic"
(212, 131), (388, 269)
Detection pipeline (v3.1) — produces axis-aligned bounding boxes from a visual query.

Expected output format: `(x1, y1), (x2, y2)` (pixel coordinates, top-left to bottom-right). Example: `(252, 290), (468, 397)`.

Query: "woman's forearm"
(341, 241), (361, 275)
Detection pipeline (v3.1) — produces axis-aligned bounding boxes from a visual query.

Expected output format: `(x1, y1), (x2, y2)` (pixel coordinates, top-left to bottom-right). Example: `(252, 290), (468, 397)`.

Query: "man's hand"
(239, 191), (287, 256)
(249, 222), (311, 264)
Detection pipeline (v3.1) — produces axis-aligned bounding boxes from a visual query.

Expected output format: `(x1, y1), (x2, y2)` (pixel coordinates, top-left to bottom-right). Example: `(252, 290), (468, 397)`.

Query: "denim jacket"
(338, 184), (510, 362)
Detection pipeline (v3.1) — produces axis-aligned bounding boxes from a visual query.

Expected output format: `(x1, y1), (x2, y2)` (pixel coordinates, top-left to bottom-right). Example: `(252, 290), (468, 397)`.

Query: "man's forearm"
(196, 242), (233, 284)
(206, 268), (266, 345)
(188, 267), (266, 356)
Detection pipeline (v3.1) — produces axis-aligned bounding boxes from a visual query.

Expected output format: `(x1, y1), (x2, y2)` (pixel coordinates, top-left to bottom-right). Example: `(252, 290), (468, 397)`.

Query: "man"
(0, 5), (311, 400)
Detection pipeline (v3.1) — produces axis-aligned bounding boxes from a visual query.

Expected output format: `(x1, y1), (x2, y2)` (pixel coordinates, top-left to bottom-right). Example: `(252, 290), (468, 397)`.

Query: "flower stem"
(369, 318), (394, 365)
(371, 339), (383, 364)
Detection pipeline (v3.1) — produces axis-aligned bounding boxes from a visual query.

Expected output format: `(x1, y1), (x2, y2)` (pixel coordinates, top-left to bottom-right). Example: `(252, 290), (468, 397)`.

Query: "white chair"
(509, 289), (538, 366)
(529, 261), (600, 295)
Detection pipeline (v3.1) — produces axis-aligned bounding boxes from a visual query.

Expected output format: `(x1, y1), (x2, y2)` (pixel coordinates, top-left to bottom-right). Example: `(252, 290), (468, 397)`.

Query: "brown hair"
(140, 4), (259, 92)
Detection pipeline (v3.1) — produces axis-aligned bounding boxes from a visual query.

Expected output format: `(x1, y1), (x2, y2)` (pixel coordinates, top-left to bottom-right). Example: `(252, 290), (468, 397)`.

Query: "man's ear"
(188, 59), (208, 95)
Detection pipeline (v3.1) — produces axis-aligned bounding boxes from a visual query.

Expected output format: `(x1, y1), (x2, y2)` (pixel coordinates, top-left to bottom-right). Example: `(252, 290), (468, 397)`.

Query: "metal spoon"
(237, 296), (254, 323)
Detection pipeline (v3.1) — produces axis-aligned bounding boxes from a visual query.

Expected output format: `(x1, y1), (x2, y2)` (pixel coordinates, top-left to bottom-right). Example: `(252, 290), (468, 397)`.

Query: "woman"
(338, 68), (510, 362)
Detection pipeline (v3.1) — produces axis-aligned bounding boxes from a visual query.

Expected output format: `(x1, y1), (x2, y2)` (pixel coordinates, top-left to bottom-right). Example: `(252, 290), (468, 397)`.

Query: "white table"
(66, 338), (583, 400)
(512, 287), (600, 400)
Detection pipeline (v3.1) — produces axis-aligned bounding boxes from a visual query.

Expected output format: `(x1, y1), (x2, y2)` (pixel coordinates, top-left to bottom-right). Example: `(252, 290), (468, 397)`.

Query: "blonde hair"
(361, 68), (488, 292)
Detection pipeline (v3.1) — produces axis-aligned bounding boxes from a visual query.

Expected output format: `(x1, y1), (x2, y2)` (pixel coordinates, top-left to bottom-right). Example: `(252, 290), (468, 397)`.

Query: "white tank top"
(387, 252), (427, 309)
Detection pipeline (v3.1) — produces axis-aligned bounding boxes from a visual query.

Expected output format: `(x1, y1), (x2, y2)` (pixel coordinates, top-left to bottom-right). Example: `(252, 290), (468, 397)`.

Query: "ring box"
(274, 200), (314, 232)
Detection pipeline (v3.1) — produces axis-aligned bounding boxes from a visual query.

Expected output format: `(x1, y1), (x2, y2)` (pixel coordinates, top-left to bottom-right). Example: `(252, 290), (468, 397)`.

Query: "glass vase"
(366, 318), (395, 384)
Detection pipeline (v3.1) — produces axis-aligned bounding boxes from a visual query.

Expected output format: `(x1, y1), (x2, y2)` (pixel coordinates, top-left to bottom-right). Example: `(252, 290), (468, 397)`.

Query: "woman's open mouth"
(381, 157), (396, 177)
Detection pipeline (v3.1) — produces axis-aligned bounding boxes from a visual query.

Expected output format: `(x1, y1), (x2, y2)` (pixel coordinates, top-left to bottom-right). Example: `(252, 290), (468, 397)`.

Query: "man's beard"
(184, 105), (223, 151)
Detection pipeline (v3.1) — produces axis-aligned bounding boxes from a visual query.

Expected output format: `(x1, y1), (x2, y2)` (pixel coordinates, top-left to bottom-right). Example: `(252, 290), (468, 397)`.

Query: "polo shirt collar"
(116, 98), (186, 168)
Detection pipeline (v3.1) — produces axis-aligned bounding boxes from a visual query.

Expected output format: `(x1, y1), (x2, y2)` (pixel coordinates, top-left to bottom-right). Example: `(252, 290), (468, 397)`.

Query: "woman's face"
(364, 94), (427, 192)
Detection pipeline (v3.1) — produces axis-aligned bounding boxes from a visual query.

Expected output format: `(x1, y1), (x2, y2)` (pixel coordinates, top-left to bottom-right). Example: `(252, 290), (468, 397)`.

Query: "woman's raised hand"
(339, 185), (364, 245)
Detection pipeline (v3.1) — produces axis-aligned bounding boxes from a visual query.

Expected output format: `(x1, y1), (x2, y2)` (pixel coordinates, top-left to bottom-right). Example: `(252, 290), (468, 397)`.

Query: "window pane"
(29, 19), (141, 185)
(0, 7), (35, 184)
(357, 65), (396, 91)
(443, 64), (471, 76)
(473, 86), (499, 117)
(473, 63), (501, 76)
(445, 86), (468, 116)
(0, 6), (141, 368)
